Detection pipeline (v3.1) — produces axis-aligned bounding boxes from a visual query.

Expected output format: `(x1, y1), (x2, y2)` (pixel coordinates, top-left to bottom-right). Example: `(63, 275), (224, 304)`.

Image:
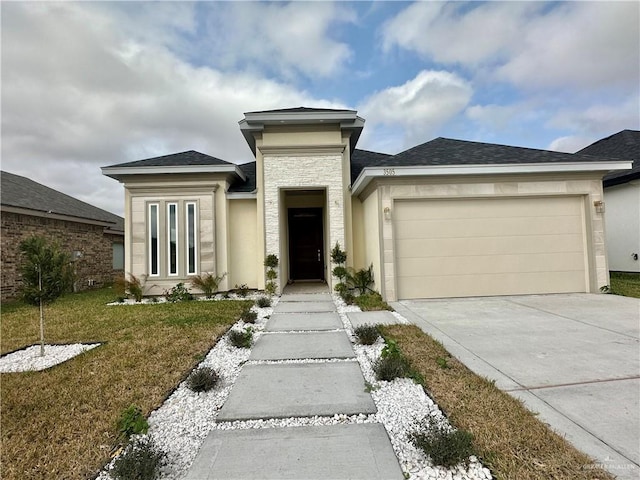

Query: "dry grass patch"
(610, 271), (640, 298)
(380, 325), (614, 480)
(1, 288), (250, 480)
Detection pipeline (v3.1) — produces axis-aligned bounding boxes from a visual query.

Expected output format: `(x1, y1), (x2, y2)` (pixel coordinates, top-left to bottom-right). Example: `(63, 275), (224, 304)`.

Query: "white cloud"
(202, 2), (355, 79)
(382, 2), (639, 92)
(548, 96), (640, 136)
(1, 2), (345, 216)
(358, 70), (473, 151)
(548, 136), (595, 153)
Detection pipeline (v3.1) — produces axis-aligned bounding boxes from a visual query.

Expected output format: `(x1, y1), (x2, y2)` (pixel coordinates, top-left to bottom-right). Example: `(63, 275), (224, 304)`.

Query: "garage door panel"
(394, 196), (588, 299)
(397, 252), (585, 276)
(395, 216), (583, 239)
(396, 234), (585, 257)
(396, 196), (581, 221)
(399, 271), (587, 299)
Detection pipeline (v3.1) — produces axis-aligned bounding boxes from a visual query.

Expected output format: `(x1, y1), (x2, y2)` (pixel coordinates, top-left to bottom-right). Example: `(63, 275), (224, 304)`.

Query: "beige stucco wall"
(358, 173), (608, 301)
(122, 174), (231, 295)
(228, 199), (259, 288)
(361, 189), (382, 294)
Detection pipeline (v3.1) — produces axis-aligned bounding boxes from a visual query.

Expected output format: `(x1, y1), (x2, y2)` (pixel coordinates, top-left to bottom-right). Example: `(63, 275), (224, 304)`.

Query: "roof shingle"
(104, 150), (232, 169)
(577, 130), (639, 187)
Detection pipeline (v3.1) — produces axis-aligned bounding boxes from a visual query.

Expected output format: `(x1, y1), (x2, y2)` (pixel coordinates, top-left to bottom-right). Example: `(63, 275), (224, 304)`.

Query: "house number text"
(383, 168), (396, 176)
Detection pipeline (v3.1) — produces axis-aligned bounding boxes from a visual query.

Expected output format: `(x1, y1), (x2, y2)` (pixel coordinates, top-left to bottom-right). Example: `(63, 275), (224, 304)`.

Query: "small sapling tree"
(19, 236), (73, 356)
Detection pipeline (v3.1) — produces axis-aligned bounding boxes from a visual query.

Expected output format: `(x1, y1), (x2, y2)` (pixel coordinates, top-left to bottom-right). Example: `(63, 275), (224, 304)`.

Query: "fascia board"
(351, 161), (633, 197)
(102, 164), (246, 182)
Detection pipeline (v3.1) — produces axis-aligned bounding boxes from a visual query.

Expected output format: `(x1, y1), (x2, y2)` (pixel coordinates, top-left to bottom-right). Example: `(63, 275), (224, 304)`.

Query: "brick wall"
(1, 211), (124, 301)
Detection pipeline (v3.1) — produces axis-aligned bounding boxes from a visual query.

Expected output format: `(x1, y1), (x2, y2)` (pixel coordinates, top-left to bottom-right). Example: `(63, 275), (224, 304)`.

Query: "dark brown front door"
(288, 208), (324, 280)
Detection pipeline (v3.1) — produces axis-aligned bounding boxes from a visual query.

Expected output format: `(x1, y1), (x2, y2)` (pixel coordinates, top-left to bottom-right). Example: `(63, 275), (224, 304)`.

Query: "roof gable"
(1, 171), (123, 229)
(104, 150), (233, 168)
(577, 130), (639, 186)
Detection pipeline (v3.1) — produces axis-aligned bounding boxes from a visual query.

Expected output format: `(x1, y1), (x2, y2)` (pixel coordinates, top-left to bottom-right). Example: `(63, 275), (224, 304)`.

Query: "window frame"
(148, 203), (160, 277)
(167, 202), (179, 276)
(186, 201), (198, 276)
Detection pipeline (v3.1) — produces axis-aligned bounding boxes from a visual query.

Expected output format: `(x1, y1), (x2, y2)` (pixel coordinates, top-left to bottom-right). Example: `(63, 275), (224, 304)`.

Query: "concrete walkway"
(185, 283), (404, 480)
(394, 294), (640, 480)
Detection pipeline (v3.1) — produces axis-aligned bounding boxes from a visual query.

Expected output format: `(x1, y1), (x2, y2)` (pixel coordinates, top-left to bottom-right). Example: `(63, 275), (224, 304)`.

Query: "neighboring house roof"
(103, 150), (232, 168)
(577, 130), (640, 187)
(1, 171), (124, 232)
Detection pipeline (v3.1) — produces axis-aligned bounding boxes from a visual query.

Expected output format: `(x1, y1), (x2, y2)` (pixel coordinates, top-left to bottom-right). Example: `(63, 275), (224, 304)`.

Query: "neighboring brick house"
(1, 171), (124, 301)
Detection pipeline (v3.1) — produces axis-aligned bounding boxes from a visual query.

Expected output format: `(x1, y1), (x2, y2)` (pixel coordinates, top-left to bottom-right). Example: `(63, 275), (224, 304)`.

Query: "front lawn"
(381, 325), (614, 480)
(1, 288), (250, 480)
(610, 271), (640, 298)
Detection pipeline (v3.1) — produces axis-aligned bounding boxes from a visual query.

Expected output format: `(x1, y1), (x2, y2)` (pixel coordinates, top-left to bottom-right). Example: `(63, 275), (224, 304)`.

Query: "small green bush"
(354, 324), (380, 345)
(115, 274), (147, 302)
(374, 354), (411, 381)
(330, 242), (347, 265)
(234, 284), (250, 298)
(265, 269), (278, 280)
(411, 416), (475, 468)
(164, 283), (193, 303)
(186, 366), (219, 392)
(111, 436), (166, 480)
(265, 281), (277, 295)
(354, 292), (392, 311)
(190, 272), (226, 298)
(264, 254), (279, 268)
(240, 308), (258, 323)
(341, 291), (355, 305)
(117, 405), (149, 440)
(334, 282), (348, 295)
(256, 296), (272, 308)
(228, 327), (253, 348)
(346, 265), (374, 295)
(332, 265), (348, 281)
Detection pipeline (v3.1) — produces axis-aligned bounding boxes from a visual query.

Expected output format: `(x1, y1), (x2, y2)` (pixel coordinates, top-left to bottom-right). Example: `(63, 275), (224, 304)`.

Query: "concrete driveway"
(393, 293), (640, 480)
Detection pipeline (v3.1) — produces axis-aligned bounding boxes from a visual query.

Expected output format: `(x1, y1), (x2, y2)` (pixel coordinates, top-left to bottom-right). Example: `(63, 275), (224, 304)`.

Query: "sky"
(2, 1), (639, 217)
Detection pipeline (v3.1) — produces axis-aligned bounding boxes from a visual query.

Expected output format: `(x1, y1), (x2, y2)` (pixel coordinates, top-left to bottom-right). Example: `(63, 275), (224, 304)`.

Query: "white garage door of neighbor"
(395, 196), (588, 299)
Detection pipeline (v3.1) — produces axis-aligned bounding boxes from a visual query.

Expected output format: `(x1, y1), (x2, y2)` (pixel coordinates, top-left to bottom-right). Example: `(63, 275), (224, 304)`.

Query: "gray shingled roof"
(351, 149), (392, 183)
(245, 106), (356, 115)
(228, 162), (257, 193)
(104, 150), (232, 168)
(1, 171), (124, 231)
(577, 130), (639, 187)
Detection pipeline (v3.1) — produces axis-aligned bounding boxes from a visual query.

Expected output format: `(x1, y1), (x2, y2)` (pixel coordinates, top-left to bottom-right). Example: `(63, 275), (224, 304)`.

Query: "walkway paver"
(250, 331), (355, 360)
(274, 301), (336, 313)
(264, 312), (342, 331)
(216, 362), (375, 421)
(184, 424), (404, 480)
(185, 285), (403, 479)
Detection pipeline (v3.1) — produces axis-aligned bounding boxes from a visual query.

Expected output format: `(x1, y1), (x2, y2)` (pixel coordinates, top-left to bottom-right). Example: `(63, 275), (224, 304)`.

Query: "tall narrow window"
(168, 203), (178, 276)
(186, 202), (197, 275)
(149, 204), (159, 276)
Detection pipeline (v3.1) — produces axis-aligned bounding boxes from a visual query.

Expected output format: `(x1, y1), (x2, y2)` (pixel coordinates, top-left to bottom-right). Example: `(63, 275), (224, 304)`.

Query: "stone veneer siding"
(371, 175), (608, 301)
(263, 154), (345, 291)
(1, 211), (123, 301)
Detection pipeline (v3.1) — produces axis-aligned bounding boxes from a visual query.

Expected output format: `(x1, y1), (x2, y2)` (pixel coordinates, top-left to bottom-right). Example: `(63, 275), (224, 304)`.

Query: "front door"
(288, 208), (324, 280)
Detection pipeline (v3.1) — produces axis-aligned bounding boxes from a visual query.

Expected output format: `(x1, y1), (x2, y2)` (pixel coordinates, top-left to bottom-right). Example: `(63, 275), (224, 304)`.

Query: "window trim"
(186, 201), (198, 275)
(148, 203), (160, 277)
(167, 202), (179, 276)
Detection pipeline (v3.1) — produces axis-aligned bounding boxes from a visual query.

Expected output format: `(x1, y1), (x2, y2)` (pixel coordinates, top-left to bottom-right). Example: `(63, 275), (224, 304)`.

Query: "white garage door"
(395, 196), (588, 299)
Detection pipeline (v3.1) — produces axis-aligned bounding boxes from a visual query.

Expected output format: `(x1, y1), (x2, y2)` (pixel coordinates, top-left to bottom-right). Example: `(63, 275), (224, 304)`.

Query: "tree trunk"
(39, 268), (45, 357)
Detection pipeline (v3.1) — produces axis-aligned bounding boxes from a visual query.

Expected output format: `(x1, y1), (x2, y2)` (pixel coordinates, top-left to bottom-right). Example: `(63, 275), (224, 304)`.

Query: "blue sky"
(2, 1), (638, 216)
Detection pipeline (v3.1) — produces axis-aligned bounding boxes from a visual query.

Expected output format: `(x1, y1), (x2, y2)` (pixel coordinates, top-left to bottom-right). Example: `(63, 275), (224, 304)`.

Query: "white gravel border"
(0, 343), (101, 373)
(98, 293), (492, 480)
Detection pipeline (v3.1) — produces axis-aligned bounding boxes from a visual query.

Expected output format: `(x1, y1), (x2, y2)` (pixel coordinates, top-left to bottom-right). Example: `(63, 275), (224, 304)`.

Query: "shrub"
(115, 274), (148, 302)
(346, 265), (375, 295)
(374, 338), (411, 381)
(240, 308), (258, 324)
(354, 324), (380, 345)
(264, 254), (279, 269)
(186, 366), (220, 392)
(332, 265), (348, 281)
(265, 269), (278, 280)
(164, 283), (193, 303)
(111, 436), (166, 480)
(341, 291), (355, 305)
(265, 281), (277, 296)
(374, 354), (411, 381)
(330, 242), (347, 265)
(256, 296), (272, 308)
(117, 405), (149, 440)
(190, 272), (226, 298)
(234, 284), (249, 298)
(334, 282), (348, 295)
(354, 292), (392, 311)
(228, 327), (253, 348)
(411, 416), (475, 468)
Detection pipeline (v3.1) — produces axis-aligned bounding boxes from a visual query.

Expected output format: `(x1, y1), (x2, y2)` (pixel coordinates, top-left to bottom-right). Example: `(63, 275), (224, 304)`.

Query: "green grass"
(354, 292), (393, 311)
(610, 271), (640, 298)
(1, 288), (250, 480)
